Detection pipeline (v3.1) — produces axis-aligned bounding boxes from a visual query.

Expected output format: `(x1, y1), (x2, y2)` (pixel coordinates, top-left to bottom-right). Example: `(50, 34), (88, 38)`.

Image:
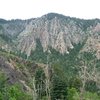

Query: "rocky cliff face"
(16, 13), (86, 56)
(0, 13), (100, 58)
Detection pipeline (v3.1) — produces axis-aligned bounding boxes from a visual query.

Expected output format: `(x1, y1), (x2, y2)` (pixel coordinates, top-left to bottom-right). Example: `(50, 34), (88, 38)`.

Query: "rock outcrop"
(0, 13), (100, 58)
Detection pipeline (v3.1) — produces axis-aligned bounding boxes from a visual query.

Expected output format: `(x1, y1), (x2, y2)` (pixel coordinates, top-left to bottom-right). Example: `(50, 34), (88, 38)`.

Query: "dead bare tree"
(78, 57), (100, 100)
(32, 77), (37, 100)
(44, 48), (51, 100)
(79, 60), (88, 100)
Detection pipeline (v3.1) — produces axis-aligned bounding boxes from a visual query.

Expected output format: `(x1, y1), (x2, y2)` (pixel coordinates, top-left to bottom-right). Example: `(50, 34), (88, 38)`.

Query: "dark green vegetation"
(30, 41), (100, 100)
(0, 72), (32, 100)
(0, 39), (100, 100)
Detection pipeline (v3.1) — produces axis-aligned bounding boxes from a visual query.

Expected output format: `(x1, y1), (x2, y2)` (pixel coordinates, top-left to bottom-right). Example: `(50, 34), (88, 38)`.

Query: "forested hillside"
(0, 13), (100, 100)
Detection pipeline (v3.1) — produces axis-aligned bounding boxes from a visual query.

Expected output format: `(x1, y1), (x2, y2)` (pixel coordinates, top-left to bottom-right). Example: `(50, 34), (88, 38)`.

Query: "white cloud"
(0, 0), (100, 19)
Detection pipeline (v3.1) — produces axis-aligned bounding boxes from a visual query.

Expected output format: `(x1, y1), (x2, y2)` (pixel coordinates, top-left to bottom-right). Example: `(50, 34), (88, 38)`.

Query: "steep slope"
(0, 50), (38, 93)
(0, 13), (100, 59)
(16, 13), (100, 58)
(17, 13), (86, 57)
(81, 23), (100, 59)
(0, 19), (28, 51)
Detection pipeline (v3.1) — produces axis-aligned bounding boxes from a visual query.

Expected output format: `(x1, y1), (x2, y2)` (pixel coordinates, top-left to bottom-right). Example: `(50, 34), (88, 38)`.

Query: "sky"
(0, 0), (100, 20)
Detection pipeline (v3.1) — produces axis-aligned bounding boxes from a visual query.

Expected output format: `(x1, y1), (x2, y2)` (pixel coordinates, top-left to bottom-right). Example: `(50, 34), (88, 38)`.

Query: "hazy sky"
(0, 0), (100, 20)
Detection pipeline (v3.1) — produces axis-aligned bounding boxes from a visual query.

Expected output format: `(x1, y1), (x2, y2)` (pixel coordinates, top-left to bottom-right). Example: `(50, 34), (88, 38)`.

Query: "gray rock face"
(0, 13), (100, 58)
(17, 14), (86, 56)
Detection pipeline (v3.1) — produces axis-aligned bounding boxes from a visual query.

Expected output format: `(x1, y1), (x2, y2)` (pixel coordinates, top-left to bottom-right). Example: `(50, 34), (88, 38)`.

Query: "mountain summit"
(0, 13), (100, 58)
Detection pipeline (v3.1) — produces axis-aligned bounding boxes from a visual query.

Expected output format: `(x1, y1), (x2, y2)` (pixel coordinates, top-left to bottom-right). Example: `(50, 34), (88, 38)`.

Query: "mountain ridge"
(0, 13), (100, 58)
